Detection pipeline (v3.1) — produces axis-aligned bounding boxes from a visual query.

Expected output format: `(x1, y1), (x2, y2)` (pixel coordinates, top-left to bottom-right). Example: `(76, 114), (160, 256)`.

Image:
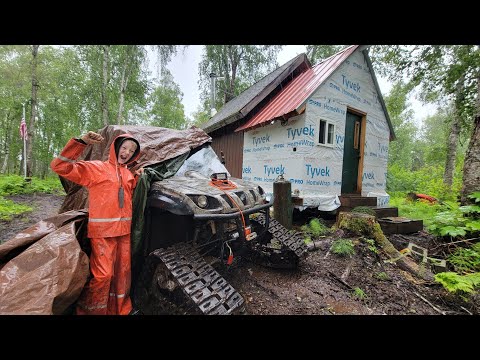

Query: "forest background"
(0, 45), (479, 207)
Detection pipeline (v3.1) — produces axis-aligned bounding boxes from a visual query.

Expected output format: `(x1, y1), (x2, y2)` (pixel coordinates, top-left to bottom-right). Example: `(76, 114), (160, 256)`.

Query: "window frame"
(316, 118), (336, 148)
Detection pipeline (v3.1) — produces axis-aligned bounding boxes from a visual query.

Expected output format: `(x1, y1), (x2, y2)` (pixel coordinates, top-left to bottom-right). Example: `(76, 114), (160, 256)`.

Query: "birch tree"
(199, 45), (283, 111)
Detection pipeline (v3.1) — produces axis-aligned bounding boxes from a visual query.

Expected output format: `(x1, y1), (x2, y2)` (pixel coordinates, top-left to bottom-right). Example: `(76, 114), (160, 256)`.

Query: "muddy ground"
(1, 193), (478, 315)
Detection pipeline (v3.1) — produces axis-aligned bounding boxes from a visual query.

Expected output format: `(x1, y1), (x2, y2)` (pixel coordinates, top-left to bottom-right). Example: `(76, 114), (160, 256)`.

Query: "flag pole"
(22, 102), (27, 178)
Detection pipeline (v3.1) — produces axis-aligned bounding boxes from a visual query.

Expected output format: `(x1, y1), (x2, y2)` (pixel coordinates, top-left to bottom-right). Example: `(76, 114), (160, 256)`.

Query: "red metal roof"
(236, 45), (358, 132)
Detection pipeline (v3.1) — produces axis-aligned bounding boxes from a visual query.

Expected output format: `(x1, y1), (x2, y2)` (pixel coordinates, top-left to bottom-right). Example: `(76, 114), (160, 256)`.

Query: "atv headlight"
(197, 195), (208, 208)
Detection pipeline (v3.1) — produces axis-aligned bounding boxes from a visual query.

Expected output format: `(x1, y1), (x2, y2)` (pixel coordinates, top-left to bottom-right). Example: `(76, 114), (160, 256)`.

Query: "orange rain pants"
(51, 134), (140, 316)
(76, 235), (132, 315)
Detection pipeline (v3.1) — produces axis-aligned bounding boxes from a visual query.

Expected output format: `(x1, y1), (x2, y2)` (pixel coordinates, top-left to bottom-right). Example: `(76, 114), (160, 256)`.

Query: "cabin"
(201, 45), (395, 212)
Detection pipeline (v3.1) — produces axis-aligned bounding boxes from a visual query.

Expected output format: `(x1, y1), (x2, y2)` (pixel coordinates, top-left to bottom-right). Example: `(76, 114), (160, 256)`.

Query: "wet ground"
(0, 193), (65, 244)
(1, 193), (478, 315)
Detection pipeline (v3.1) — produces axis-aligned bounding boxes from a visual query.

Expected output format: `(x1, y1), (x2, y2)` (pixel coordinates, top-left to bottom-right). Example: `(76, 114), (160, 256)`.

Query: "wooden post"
(273, 174), (292, 229)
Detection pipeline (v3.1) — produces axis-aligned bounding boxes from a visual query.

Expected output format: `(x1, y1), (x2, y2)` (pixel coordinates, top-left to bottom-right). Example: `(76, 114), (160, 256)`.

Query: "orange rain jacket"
(51, 134), (141, 238)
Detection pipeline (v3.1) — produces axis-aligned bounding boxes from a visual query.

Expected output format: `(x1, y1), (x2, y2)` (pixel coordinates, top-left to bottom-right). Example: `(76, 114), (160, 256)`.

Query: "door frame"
(345, 107), (367, 193)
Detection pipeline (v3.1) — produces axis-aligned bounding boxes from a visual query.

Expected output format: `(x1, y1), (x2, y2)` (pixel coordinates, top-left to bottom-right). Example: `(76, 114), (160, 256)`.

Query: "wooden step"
(377, 217), (423, 234)
(372, 207), (398, 218)
(339, 195), (377, 207)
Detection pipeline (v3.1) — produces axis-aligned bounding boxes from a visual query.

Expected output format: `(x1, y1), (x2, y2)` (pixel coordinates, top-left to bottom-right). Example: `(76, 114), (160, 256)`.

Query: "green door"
(341, 112), (362, 193)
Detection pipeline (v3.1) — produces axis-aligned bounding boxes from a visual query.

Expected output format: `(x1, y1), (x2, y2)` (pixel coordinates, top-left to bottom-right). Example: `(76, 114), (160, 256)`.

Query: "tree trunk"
(444, 76), (464, 187)
(117, 46), (133, 125)
(1, 147), (8, 174)
(26, 45), (39, 178)
(335, 212), (434, 281)
(460, 72), (480, 205)
(1, 111), (10, 174)
(101, 45), (110, 126)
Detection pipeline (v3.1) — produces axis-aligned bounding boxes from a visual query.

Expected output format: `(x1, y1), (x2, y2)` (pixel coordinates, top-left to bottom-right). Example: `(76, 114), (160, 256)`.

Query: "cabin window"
(317, 119), (335, 147)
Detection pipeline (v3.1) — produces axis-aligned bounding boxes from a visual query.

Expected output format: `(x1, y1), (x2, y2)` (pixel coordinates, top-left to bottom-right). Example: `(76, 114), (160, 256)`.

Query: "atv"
(132, 144), (307, 315)
(58, 124), (307, 315)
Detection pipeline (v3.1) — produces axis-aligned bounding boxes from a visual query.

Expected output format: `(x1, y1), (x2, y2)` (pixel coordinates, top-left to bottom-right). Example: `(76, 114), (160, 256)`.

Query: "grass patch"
(0, 175), (64, 196)
(301, 218), (331, 237)
(0, 196), (32, 220)
(352, 287), (367, 300)
(0, 175), (63, 220)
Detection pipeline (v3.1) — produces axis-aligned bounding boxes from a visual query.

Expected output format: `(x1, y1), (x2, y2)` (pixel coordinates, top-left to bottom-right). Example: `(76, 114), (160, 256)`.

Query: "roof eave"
(203, 112), (243, 134)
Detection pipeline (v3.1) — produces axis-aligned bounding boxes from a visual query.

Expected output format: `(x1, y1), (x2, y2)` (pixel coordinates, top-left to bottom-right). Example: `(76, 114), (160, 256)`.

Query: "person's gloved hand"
(81, 131), (104, 145)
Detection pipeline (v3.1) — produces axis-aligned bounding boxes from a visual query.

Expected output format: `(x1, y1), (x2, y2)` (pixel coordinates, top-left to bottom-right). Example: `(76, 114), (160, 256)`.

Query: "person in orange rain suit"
(51, 131), (143, 315)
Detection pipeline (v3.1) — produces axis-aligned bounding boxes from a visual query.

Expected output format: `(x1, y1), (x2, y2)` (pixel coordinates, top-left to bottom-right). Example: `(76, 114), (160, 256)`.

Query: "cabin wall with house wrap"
(241, 48), (391, 211)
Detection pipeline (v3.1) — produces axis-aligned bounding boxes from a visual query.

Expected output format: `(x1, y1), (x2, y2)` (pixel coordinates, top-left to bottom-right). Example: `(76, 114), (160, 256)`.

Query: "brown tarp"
(0, 210), (89, 314)
(59, 124), (211, 213)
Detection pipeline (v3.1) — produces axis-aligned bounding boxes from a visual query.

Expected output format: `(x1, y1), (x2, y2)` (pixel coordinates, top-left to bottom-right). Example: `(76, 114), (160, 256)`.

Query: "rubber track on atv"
(151, 243), (245, 315)
(255, 214), (308, 257)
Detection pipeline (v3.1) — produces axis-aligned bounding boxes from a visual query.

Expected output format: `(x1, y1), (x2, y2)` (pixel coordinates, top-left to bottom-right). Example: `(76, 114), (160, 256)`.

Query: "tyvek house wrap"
(242, 50), (391, 211)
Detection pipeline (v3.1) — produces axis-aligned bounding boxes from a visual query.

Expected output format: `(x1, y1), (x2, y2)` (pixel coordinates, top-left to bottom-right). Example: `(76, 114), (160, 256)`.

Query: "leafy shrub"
(387, 163), (461, 202)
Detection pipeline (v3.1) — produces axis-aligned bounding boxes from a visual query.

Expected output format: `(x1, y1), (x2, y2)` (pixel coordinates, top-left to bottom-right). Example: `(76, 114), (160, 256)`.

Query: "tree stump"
(335, 212), (433, 281)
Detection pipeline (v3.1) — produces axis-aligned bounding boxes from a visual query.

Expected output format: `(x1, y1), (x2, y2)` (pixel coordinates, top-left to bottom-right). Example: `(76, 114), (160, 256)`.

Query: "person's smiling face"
(117, 140), (137, 164)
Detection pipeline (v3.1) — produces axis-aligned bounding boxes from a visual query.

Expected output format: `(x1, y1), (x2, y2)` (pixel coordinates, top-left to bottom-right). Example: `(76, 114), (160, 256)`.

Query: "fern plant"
(301, 218), (331, 237)
(447, 243), (480, 274)
(331, 239), (355, 257)
(434, 272), (480, 294)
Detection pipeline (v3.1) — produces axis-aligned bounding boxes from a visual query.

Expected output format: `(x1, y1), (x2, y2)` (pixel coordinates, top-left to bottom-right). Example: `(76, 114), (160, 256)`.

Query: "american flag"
(20, 118), (27, 140)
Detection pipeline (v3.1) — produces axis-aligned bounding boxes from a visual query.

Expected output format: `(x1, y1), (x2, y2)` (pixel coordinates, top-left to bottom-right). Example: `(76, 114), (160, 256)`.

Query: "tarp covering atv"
(59, 125), (212, 213)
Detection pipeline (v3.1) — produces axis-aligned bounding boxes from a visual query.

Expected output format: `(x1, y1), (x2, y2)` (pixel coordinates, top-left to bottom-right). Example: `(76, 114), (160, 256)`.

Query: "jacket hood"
(109, 134), (141, 166)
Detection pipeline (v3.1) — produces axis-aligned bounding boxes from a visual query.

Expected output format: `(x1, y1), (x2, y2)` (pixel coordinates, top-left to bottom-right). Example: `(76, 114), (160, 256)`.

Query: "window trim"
(317, 118), (335, 147)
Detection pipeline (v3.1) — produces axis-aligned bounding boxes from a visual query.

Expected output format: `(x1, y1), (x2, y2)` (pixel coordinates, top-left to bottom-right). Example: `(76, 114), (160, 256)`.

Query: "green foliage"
(331, 239), (355, 257)
(199, 45), (283, 111)
(434, 272), (480, 294)
(383, 81), (418, 170)
(374, 272), (390, 281)
(427, 193), (480, 237)
(0, 195), (32, 220)
(363, 238), (378, 254)
(447, 243), (480, 274)
(352, 287), (367, 300)
(387, 164), (462, 202)
(389, 192), (441, 227)
(351, 206), (376, 216)
(306, 45), (346, 64)
(468, 192), (480, 203)
(300, 218), (331, 237)
(148, 71), (187, 129)
(0, 175), (64, 196)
